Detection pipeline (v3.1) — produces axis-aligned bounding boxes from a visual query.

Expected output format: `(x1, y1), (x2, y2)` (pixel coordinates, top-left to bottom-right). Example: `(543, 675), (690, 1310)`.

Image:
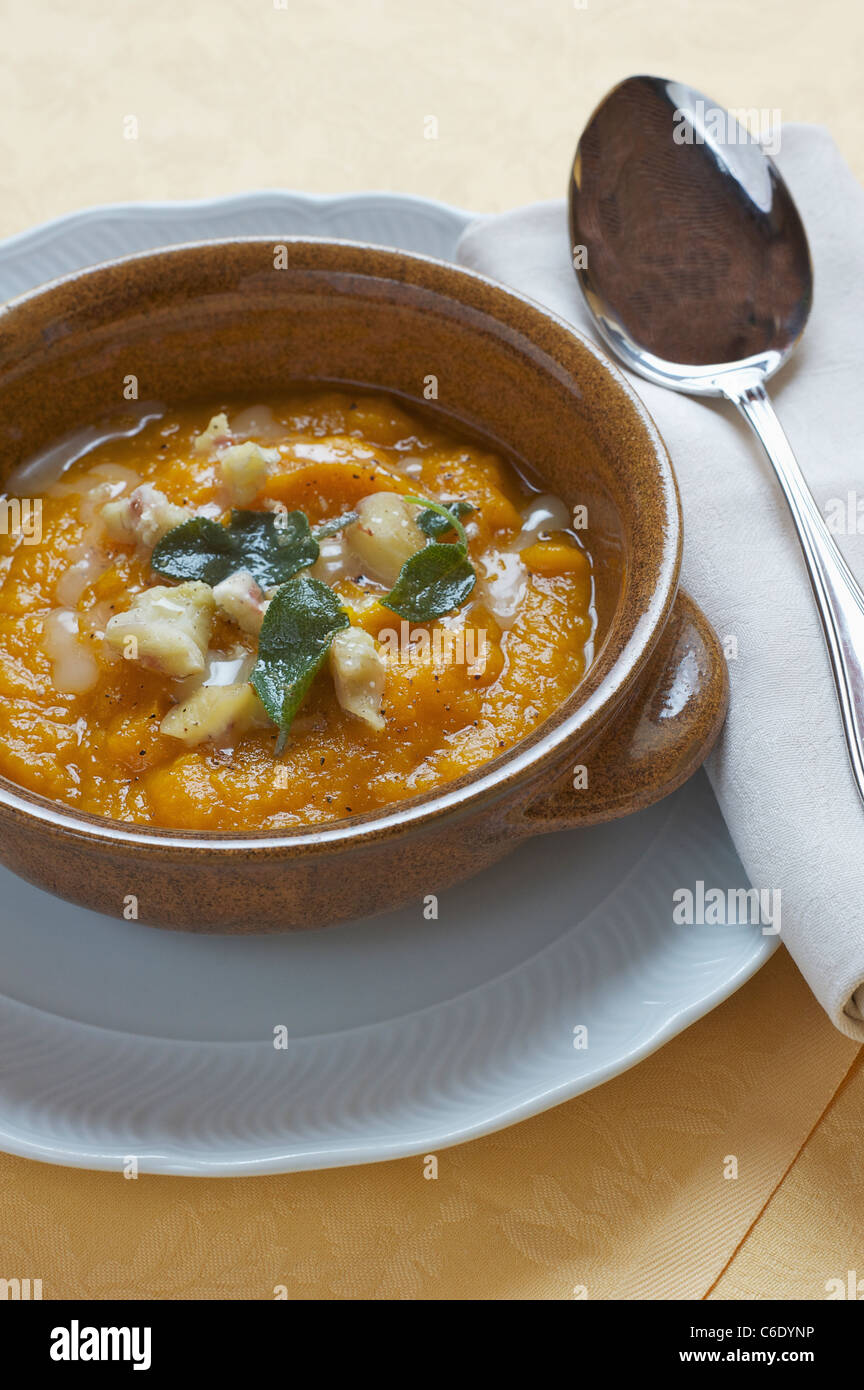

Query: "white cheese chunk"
(193, 412), (232, 454)
(104, 581), (214, 678)
(160, 681), (266, 746)
(101, 484), (192, 549)
(329, 627), (386, 731)
(212, 569), (269, 635)
(219, 440), (275, 504)
(345, 491), (426, 587)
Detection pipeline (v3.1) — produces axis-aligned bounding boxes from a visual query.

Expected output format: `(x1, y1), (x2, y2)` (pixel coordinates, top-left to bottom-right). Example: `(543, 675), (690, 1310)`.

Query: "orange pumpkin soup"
(0, 390), (596, 830)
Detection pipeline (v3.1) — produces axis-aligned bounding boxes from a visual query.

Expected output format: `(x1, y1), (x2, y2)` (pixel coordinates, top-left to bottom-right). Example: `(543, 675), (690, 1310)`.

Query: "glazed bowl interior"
(0, 237), (680, 841)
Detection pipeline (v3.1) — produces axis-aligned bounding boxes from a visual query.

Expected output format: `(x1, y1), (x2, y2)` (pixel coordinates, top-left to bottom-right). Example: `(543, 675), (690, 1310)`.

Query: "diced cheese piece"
(101, 484), (191, 549)
(219, 441), (273, 504)
(345, 491), (426, 587)
(212, 569), (269, 635)
(329, 627), (386, 731)
(104, 581), (214, 678)
(193, 412), (231, 454)
(160, 681), (266, 746)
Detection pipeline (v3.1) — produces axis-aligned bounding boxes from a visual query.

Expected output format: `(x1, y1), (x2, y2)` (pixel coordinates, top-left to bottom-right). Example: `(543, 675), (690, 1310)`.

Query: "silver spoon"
(570, 74), (864, 807)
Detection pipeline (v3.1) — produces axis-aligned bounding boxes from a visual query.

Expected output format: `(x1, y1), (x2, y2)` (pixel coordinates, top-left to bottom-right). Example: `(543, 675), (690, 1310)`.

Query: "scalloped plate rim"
(0, 188), (481, 258)
(0, 933), (773, 1176)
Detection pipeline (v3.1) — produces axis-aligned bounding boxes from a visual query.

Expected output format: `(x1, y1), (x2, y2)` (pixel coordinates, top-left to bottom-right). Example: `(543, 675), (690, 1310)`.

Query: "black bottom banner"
(4, 1294), (858, 1373)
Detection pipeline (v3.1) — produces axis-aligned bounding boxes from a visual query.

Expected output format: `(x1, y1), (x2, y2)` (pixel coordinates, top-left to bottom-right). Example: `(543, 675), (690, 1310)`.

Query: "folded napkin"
(457, 125), (864, 1040)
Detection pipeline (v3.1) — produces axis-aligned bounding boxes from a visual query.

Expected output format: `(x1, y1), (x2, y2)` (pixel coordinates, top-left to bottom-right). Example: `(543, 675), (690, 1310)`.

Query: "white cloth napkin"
(457, 124), (864, 1040)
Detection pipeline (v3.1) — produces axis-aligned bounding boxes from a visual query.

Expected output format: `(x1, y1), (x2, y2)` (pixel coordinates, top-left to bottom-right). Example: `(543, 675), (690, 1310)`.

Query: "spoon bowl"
(570, 75), (813, 393)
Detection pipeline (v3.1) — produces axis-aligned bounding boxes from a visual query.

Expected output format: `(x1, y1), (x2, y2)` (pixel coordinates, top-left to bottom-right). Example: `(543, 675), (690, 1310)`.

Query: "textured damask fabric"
(711, 1045), (864, 1300)
(0, 950), (856, 1300)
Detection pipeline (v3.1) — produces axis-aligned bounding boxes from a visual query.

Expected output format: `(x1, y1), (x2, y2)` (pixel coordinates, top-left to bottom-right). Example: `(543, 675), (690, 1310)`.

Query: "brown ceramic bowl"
(0, 238), (727, 931)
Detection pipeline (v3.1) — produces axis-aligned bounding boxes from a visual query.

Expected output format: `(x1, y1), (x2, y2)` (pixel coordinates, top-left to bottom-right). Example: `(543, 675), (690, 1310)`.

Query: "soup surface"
(0, 391), (596, 829)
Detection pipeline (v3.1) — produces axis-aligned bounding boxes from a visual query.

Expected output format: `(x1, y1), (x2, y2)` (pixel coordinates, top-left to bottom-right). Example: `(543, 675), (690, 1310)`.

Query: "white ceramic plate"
(0, 191), (775, 1175)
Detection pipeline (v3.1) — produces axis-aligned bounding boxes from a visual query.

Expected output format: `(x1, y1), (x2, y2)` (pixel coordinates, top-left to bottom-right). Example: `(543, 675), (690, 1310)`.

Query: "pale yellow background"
(1, 0), (862, 233)
(1, 0), (863, 1302)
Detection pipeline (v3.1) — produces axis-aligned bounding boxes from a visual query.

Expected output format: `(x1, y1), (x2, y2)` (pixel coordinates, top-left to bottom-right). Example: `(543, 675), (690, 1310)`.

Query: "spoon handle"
(728, 377), (864, 806)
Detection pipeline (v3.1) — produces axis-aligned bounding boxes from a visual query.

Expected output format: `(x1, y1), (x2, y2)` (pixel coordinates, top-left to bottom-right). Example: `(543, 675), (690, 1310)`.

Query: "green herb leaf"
(415, 499), (473, 540)
(250, 576), (350, 753)
(313, 510), (360, 541)
(228, 510), (319, 588)
(382, 493), (477, 621)
(149, 516), (238, 586)
(383, 542), (476, 622)
(151, 510), (319, 589)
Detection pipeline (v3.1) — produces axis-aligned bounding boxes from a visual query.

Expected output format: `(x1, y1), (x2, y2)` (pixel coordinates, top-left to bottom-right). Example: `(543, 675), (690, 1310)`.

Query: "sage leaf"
(416, 500), (473, 541)
(229, 510), (319, 588)
(149, 515), (237, 586)
(383, 542), (476, 623)
(151, 509), (319, 589)
(382, 494), (477, 621)
(250, 576), (350, 753)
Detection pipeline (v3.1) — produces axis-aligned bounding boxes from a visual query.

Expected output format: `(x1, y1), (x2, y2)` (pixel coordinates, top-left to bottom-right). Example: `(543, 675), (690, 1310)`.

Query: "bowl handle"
(522, 589), (729, 833)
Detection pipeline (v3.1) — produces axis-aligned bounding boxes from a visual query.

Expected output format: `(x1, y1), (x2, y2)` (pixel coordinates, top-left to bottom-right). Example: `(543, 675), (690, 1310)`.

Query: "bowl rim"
(0, 235), (681, 851)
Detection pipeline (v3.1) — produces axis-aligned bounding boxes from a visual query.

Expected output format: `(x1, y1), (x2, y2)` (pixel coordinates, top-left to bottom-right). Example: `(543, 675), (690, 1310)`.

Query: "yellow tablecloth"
(1, 0), (862, 1301)
(0, 950), (858, 1300)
